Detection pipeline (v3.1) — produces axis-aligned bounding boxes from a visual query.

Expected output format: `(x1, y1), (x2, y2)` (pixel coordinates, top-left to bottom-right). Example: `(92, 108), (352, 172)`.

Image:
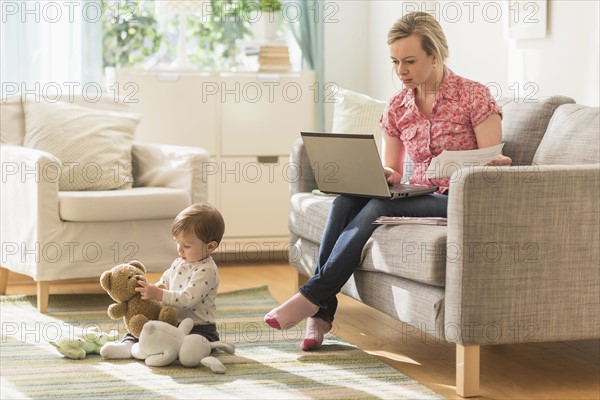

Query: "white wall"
(437, 0), (508, 98)
(324, 0), (599, 110)
(506, 0), (599, 106)
(368, 1), (406, 102)
(323, 1), (370, 129)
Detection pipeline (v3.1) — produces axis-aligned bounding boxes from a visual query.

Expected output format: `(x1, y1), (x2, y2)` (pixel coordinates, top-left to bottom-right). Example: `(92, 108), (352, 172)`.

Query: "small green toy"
(49, 327), (120, 359)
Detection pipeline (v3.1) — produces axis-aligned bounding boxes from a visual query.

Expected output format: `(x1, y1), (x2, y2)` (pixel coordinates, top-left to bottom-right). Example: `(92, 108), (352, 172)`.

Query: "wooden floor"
(3, 263), (599, 400)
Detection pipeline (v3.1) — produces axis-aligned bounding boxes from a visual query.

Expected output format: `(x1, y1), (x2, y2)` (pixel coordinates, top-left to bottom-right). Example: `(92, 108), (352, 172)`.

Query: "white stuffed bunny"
(131, 318), (235, 373)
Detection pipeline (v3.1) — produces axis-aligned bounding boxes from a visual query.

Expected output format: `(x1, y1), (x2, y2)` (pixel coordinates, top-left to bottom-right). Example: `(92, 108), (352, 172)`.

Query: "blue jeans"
(299, 193), (448, 323)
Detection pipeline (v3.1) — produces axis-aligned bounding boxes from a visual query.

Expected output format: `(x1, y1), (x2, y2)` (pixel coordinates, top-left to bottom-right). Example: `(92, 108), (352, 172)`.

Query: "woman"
(264, 11), (511, 351)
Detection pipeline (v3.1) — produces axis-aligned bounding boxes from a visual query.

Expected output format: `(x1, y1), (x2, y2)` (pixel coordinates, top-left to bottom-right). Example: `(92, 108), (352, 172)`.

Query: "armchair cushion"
(58, 187), (191, 222)
(22, 100), (140, 191)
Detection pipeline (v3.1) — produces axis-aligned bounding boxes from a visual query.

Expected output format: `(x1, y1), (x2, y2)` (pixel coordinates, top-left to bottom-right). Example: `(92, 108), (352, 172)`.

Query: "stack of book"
(239, 40), (292, 73)
(257, 43), (291, 72)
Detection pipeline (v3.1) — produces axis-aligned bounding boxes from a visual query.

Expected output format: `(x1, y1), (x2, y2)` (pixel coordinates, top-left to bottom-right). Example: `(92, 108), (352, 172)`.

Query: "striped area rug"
(1, 286), (444, 399)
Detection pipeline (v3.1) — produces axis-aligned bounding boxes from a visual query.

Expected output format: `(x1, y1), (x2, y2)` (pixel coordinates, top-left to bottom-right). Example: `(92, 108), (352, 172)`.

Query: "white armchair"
(0, 95), (209, 312)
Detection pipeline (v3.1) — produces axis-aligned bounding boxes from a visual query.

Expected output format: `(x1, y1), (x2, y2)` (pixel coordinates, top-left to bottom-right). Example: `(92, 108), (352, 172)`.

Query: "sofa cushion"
(58, 187), (191, 222)
(332, 88), (387, 148)
(23, 100), (140, 191)
(532, 104), (600, 165)
(331, 88), (413, 182)
(362, 224), (447, 286)
(289, 192), (447, 286)
(289, 193), (336, 244)
(497, 96), (575, 165)
(1, 94), (133, 146)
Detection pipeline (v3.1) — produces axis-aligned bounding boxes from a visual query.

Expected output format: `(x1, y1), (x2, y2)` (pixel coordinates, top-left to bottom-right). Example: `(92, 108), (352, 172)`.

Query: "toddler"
(101, 202), (225, 359)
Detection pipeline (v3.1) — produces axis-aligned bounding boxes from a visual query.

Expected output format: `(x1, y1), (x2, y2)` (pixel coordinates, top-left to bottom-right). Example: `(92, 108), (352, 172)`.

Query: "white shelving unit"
(109, 69), (317, 257)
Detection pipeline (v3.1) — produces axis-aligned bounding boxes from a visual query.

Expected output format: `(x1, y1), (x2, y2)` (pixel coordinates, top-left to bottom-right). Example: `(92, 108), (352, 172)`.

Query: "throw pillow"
(330, 88), (413, 182)
(533, 103), (600, 165)
(497, 95), (575, 166)
(331, 88), (387, 149)
(23, 100), (140, 191)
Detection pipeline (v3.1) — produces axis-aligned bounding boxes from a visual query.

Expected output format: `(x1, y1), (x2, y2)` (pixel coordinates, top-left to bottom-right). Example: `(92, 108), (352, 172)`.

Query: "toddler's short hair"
(172, 203), (225, 244)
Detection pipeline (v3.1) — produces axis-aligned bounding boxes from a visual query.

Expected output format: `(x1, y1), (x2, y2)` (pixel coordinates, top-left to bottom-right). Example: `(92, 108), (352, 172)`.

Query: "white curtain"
(0, 0), (103, 98)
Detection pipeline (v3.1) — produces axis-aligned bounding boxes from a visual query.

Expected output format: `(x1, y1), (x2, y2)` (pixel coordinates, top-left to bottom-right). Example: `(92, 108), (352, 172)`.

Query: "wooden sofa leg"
(456, 344), (480, 397)
(37, 281), (50, 313)
(0, 267), (8, 295)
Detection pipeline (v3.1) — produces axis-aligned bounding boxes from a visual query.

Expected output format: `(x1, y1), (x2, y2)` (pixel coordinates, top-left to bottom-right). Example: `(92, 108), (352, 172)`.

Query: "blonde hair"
(172, 203), (225, 244)
(387, 12), (448, 65)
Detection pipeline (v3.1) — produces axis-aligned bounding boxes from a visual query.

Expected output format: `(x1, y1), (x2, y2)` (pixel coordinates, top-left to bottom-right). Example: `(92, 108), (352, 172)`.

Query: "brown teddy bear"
(100, 260), (178, 338)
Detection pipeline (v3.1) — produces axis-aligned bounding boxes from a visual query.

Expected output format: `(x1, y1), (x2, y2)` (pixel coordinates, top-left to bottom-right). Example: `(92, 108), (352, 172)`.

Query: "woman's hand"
(383, 167), (403, 185)
(135, 280), (163, 301)
(485, 154), (512, 166)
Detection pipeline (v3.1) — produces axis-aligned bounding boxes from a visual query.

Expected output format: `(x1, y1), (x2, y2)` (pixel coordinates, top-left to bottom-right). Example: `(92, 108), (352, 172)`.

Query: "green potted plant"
(259, 0), (282, 12)
(101, 0), (162, 68)
(187, 0), (253, 70)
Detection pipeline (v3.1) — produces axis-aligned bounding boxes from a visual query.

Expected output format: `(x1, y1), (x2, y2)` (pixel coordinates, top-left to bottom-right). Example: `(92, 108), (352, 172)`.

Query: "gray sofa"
(287, 96), (600, 397)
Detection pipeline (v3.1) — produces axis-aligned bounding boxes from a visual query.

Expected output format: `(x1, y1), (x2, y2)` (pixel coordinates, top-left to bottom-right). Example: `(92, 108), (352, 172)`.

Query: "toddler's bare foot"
(264, 292), (319, 330)
(300, 317), (332, 351)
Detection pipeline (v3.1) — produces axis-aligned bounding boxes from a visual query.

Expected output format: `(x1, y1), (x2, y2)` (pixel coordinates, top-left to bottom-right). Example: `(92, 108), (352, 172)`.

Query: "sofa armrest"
(445, 164), (600, 345)
(1, 146), (61, 276)
(132, 142), (210, 204)
(290, 138), (317, 195)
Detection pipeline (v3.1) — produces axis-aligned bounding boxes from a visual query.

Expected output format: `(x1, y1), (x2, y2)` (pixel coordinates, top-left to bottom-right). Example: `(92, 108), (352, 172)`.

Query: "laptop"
(300, 132), (438, 199)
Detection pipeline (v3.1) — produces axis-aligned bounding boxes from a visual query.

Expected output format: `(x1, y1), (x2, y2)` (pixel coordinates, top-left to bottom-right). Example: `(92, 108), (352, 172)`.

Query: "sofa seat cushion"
(58, 187), (191, 222)
(289, 192), (337, 244)
(289, 193), (447, 286)
(361, 224), (447, 286)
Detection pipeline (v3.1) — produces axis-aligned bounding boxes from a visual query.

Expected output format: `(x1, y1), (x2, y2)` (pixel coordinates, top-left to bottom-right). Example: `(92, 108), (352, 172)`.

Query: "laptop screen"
(300, 132), (392, 198)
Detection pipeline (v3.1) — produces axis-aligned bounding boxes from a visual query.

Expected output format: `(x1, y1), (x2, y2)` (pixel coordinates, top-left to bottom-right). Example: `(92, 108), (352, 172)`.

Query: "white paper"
(425, 143), (505, 179)
(373, 217), (447, 226)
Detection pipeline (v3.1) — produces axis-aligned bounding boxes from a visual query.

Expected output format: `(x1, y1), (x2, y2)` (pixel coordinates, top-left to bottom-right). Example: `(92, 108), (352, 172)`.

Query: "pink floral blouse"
(380, 68), (502, 191)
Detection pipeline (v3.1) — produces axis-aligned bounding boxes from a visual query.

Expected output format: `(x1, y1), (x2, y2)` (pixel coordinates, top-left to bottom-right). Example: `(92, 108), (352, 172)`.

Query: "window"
(1, 0), (300, 99)
(103, 0), (299, 71)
